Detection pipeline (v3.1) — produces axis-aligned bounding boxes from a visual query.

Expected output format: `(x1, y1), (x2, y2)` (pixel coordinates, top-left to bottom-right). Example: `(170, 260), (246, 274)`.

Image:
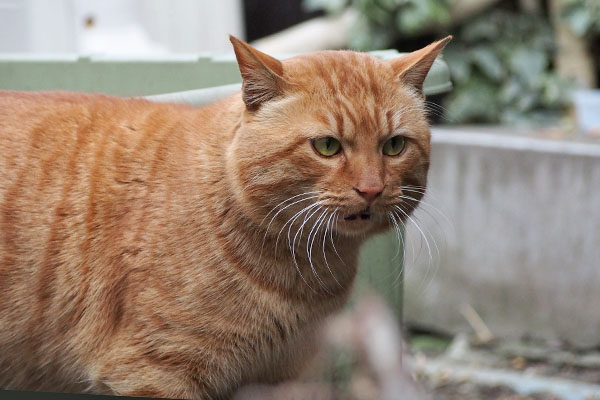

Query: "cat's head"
(226, 36), (450, 238)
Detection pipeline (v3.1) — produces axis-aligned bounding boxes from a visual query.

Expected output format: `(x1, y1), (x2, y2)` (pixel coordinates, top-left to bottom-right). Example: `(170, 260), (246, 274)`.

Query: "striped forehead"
(292, 51), (406, 137)
(296, 52), (388, 99)
(287, 52), (406, 138)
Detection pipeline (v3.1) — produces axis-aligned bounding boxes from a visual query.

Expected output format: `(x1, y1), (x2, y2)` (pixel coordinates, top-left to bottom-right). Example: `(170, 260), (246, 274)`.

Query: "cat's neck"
(213, 195), (361, 301)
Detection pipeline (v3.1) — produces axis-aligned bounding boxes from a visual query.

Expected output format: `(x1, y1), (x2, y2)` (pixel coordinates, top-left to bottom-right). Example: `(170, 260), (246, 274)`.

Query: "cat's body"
(0, 36), (449, 398)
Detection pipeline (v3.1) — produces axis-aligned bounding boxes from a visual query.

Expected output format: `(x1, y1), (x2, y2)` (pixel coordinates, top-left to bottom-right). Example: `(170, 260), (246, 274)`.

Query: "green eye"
(312, 137), (341, 157)
(383, 136), (406, 156)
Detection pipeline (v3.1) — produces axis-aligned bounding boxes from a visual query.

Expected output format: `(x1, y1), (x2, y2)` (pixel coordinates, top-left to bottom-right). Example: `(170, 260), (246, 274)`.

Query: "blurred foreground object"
(234, 294), (430, 400)
(234, 293), (600, 399)
(323, 295), (430, 400)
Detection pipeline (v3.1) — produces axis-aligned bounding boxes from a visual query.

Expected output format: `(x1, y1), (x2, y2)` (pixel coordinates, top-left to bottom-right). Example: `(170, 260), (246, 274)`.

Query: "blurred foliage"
(305, 0), (453, 50)
(444, 9), (573, 125)
(304, 0), (577, 125)
(561, 0), (600, 37)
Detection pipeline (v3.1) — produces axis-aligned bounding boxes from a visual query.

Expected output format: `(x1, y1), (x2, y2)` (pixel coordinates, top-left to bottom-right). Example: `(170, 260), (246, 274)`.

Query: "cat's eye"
(382, 136), (406, 156)
(312, 137), (341, 157)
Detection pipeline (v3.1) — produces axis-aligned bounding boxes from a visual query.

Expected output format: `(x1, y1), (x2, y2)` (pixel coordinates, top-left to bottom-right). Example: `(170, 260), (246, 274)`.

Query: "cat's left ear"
(389, 36), (452, 95)
(229, 35), (285, 110)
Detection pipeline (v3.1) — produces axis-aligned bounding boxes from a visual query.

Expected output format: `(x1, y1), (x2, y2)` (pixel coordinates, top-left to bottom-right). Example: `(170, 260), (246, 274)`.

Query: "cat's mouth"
(343, 209), (371, 221)
(337, 208), (385, 235)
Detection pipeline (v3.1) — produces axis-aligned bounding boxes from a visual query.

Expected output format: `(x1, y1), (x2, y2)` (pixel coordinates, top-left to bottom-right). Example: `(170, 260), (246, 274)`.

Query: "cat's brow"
(385, 110), (397, 133)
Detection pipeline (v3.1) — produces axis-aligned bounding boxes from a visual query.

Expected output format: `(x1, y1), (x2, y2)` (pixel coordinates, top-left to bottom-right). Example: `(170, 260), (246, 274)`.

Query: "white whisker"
(260, 194), (319, 260)
(389, 210), (408, 286)
(273, 200), (324, 291)
(238, 173), (263, 195)
(329, 209), (345, 265)
(282, 201), (323, 263)
(395, 205), (432, 262)
(321, 210), (342, 288)
(387, 211), (405, 262)
(399, 194), (452, 230)
(395, 203), (441, 294)
(290, 202), (326, 265)
(306, 209), (330, 292)
(260, 191), (320, 227)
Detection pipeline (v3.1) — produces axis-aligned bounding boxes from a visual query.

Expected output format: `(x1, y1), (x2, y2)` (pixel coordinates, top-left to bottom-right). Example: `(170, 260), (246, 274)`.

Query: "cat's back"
(0, 90), (205, 301)
(0, 91), (140, 178)
(0, 91), (95, 164)
(0, 91), (113, 220)
(0, 90), (166, 295)
(0, 90), (202, 191)
(0, 91), (207, 279)
(0, 91), (145, 232)
(0, 90), (158, 149)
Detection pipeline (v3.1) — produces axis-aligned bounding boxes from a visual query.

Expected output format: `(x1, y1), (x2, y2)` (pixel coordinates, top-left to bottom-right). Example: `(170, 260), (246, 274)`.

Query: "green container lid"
(0, 51), (451, 104)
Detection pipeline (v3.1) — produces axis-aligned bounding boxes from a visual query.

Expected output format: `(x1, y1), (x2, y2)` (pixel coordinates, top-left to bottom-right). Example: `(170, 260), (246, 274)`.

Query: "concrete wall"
(404, 127), (600, 348)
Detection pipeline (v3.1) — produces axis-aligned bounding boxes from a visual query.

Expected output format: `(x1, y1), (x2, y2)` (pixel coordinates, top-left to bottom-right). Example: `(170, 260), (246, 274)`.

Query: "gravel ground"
(408, 332), (600, 400)
(431, 382), (562, 400)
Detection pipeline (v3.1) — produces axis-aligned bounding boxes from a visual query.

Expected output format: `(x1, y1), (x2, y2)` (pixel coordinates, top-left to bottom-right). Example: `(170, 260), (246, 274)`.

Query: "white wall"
(404, 127), (600, 348)
(0, 0), (244, 54)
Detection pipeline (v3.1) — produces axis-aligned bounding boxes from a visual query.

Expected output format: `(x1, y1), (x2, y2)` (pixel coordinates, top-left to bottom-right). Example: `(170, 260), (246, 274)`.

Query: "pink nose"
(354, 186), (383, 203)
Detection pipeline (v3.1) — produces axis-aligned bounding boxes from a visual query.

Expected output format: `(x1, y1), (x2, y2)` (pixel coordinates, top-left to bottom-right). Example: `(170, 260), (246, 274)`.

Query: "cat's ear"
(389, 36), (452, 95)
(229, 35), (285, 110)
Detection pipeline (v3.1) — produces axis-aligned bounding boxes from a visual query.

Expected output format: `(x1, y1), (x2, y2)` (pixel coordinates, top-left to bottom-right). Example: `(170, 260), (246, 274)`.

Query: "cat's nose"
(354, 185), (383, 203)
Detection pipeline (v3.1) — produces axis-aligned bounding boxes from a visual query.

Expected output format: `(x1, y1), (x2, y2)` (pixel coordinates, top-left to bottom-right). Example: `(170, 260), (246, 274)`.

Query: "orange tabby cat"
(0, 36), (450, 399)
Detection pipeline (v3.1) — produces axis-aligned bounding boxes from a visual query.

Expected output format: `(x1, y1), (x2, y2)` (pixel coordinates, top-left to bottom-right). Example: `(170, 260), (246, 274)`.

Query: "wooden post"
(549, 0), (597, 88)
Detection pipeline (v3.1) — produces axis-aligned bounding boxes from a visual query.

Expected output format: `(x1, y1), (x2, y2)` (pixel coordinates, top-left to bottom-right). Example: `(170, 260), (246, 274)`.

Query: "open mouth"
(344, 210), (371, 221)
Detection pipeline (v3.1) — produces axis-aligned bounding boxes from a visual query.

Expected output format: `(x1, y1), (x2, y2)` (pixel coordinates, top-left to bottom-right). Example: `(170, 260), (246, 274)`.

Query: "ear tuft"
(229, 35), (285, 110)
(390, 35), (452, 95)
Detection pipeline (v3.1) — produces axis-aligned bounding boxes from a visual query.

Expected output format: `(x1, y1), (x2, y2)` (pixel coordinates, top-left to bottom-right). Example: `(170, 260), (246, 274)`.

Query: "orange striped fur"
(0, 36), (450, 398)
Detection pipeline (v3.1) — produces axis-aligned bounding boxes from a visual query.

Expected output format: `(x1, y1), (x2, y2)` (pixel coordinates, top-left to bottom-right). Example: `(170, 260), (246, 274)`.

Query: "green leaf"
(396, 4), (429, 34)
(375, 0), (407, 11)
(444, 74), (500, 123)
(348, 14), (394, 50)
(443, 45), (472, 84)
(508, 47), (549, 88)
(498, 79), (522, 105)
(562, 6), (594, 36)
(461, 17), (499, 42)
(429, 1), (451, 25)
(470, 46), (505, 82)
(303, 0), (349, 13)
(395, 0), (451, 35)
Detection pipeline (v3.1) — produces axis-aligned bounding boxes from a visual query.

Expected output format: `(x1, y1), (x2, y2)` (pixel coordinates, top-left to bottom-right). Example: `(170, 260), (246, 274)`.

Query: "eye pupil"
(312, 137), (341, 157)
(383, 136), (405, 156)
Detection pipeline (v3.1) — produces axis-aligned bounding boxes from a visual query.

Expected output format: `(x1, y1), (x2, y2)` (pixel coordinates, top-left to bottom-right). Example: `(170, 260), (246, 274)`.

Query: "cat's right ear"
(229, 35), (285, 110)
